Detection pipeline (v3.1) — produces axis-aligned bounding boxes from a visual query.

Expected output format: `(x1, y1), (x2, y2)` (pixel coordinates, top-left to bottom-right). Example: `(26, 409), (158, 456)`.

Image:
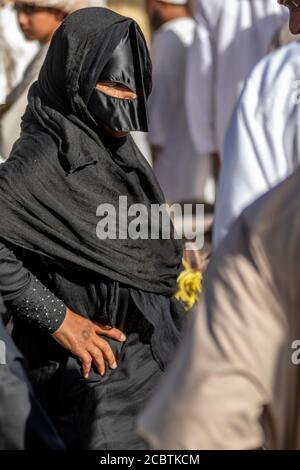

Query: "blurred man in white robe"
(146, 0), (214, 204)
(214, 39), (300, 247)
(186, 0), (287, 161)
(138, 1), (300, 450)
(139, 168), (300, 449)
(0, 1), (38, 104)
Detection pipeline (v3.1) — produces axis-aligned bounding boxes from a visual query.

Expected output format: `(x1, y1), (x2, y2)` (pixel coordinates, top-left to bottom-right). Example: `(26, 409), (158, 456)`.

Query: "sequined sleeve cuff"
(10, 276), (67, 334)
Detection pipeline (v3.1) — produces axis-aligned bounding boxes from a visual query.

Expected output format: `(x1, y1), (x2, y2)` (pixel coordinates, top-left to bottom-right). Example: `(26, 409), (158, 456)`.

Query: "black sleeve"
(0, 242), (66, 333)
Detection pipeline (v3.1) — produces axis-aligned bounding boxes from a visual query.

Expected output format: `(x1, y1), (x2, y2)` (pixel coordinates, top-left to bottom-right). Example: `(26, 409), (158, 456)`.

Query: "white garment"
(0, 44), (49, 159)
(131, 132), (152, 165)
(158, 0), (188, 3)
(0, 6), (38, 104)
(139, 169), (300, 449)
(15, 0), (107, 13)
(149, 17), (214, 203)
(214, 41), (300, 248)
(186, 0), (287, 155)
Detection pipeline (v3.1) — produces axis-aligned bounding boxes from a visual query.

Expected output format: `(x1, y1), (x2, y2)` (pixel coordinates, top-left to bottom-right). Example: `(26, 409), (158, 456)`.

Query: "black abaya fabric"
(0, 7), (182, 296)
(9, 244), (185, 449)
(0, 7), (186, 449)
(0, 311), (64, 450)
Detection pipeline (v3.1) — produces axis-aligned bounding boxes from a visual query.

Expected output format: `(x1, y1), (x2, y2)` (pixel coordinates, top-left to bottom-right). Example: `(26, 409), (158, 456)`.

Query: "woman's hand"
(52, 308), (126, 379)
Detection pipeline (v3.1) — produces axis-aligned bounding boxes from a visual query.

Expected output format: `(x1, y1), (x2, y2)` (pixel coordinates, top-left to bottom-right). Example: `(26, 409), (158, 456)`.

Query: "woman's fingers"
(93, 322), (126, 343)
(87, 345), (106, 377)
(93, 336), (117, 370)
(86, 337), (117, 377)
(78, 351), (92, 379)
(76, 336), (117, 379)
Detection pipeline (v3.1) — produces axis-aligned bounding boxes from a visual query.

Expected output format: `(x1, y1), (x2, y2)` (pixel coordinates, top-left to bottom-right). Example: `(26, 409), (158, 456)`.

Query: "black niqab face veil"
(32, 7), (152, 136)
(0, 8), (182, 297)
(88, 26), (149, 132)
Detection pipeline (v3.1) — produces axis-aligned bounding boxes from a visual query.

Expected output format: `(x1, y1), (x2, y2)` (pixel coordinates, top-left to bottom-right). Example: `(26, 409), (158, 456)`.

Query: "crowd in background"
(1, 0), (300, 451)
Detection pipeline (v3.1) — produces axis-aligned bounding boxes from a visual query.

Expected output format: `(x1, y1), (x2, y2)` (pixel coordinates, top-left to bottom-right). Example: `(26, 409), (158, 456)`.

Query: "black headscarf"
(0, 7), (182, 296)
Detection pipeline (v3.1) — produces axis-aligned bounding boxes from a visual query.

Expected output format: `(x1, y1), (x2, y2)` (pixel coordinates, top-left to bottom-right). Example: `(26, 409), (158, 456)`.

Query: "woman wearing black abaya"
(0, 8), (185, 449)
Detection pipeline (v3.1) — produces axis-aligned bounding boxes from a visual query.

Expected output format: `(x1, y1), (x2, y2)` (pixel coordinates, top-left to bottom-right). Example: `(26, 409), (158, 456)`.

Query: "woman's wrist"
(9, 276), (67, 333)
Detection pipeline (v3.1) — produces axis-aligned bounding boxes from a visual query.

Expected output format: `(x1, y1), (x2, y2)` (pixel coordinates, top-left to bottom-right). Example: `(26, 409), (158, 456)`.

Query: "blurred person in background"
(0, 0), (101, 160)
(214, 41), (300, 247)
(146, 0), (215, 205)
(186, 0), (287, 171)
(138, 2), (300, 450)
(139, 167), (300, 450)
(214, 1), (300, 247)
(0, 0), (38, 104)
